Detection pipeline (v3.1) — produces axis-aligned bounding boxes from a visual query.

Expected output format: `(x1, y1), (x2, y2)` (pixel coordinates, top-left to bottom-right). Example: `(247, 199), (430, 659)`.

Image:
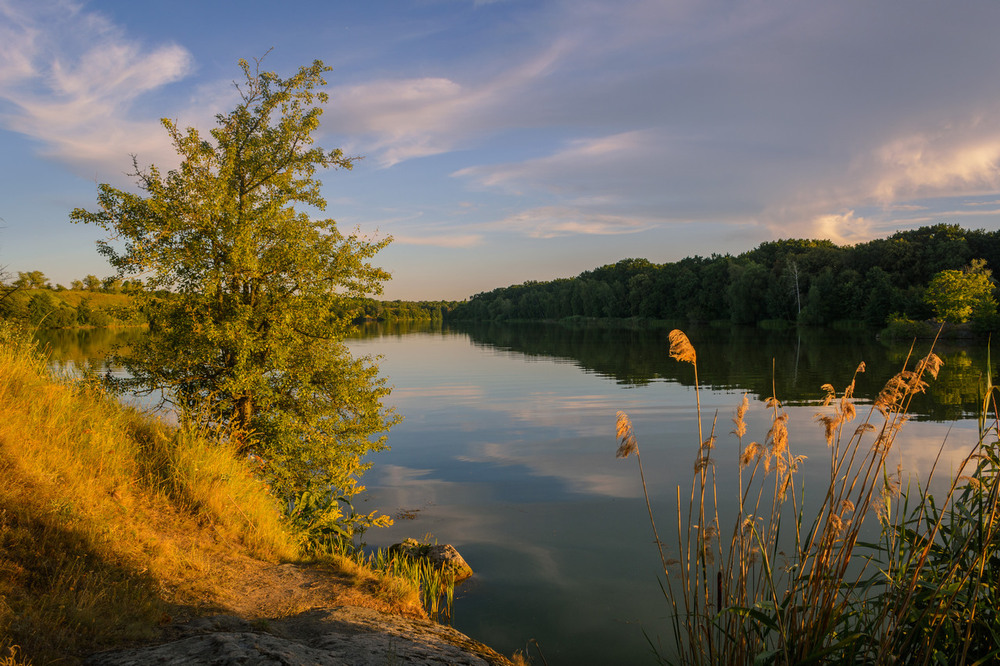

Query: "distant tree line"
(0, 271), (153, 328)
(0, 269), (459, 330)
(355, 299), (460, 322)
(447, 224), (1000, 330)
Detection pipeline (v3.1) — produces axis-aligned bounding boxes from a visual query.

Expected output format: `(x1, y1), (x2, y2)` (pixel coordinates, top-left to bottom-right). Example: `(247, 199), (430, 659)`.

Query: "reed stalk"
(617, 328), (1000, 665)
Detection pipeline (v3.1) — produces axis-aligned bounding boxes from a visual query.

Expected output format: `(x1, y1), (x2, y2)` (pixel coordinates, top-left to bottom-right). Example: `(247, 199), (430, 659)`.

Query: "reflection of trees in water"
(37, 323), (991, 422)
(450, 321), (991, 421)
(33, 327), (148, 373)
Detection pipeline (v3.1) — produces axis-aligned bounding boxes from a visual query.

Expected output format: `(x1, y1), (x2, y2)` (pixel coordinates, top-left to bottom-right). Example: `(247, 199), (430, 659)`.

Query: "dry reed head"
(732, 393), (749, 438)
(767, 412), (789, 459)
(740, 441), (762, 468)
(821, 384), (836, 407)
(918, 352), (944, 380)
(875, 374), (909, 416)
(828, 513), (845, 537)
(815, 413), (840, 447)
(615, 411), (638, 458)
(840, 393), (857, 423)
(876, 353), (944, 416)
(668, 329), (696, 364)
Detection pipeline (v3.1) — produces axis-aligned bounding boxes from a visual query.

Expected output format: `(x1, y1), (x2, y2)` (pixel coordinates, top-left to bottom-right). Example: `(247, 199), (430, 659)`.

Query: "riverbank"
(0, 324), (515, 665)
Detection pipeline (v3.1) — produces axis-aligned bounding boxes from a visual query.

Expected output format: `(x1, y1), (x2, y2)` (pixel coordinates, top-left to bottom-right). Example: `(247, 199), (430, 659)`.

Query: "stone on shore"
(86, 606), (512, 665)
(389, 538), (474, 582)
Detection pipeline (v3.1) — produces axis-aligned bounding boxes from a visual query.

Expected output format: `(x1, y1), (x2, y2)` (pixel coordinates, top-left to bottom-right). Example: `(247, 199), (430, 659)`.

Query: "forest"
(447, 223), (1000, 330)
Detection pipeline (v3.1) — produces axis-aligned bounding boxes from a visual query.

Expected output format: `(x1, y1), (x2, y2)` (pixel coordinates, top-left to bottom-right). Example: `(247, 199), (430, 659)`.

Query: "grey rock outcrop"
(389, 539), (474, 582)
(87, 606), (512, 665)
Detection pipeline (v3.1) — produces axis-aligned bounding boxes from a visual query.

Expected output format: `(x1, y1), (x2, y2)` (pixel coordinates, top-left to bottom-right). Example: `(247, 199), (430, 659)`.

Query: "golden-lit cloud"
(494, 207), (654, 238)
(391, 233), (484, 248)
(809, 210), (875, 246)
(872, 127), (1000, 202)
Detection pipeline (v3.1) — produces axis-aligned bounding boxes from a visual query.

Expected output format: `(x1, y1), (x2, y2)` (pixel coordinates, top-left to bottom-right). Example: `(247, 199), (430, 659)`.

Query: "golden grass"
(0, 323), (303, 664)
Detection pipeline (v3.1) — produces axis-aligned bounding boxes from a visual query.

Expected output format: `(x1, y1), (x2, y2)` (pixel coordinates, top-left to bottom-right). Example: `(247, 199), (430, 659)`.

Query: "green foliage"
(448, 225), (1000, 332)
(326, 539), (459, 623)
(15, 270), (49, 289)
(924, 261), (997, 324)
(70, 57), (398, 536)
(880, 313), (939, 340)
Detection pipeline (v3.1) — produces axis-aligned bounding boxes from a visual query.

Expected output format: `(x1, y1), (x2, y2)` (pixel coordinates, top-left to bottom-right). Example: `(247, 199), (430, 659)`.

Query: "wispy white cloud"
(392, 233), (483, 248)
(454, 131), (657, 197)
(323, 39), (574, 166)
(492, 207), (654, 238)
(0, 0), (194, 180)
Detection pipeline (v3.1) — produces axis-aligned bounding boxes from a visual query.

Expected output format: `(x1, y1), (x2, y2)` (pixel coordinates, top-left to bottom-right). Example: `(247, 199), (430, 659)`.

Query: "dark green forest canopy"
(447, 223), (1000, 328)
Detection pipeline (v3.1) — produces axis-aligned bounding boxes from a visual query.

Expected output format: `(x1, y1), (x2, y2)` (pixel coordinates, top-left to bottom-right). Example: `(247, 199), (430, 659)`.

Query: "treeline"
(355, 299), (460, 322)
(0, 272), (459, 329)
(0, 289), (139, 328)
(448, 224), (1000, 328)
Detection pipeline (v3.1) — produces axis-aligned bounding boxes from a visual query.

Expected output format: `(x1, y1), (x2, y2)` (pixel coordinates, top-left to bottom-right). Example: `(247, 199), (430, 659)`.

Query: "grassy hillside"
(0, 323), (418, 665)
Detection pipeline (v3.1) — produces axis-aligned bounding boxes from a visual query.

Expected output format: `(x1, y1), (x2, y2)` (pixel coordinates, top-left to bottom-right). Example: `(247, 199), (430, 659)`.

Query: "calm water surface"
(37, 323), (988, 665)
(347, 322), (984, 665)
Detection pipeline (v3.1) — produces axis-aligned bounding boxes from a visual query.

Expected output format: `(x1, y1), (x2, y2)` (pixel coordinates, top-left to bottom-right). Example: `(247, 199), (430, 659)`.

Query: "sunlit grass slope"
(0, 323), (302, 664)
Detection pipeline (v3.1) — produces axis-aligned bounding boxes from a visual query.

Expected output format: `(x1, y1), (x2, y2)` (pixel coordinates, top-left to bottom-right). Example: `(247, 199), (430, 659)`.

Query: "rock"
(86, 606), (513, 666)
(389, 538), (474, 582)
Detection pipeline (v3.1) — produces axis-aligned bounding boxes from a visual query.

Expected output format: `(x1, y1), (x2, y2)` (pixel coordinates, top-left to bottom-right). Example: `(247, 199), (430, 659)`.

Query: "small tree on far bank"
(923, 259), (996, 324)
(71, 57), (398, 537)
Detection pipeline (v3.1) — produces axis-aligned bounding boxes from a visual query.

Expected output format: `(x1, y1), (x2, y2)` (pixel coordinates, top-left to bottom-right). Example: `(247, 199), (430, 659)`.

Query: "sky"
(4, 1), (1000, 300)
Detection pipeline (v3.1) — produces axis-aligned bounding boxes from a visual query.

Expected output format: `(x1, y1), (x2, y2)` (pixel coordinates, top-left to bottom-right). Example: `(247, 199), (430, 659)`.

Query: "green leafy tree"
(924, 260), (996, 323)
(83, 275), (101, 291)
(101, 276), (122, 293)
(27, 292), (56, 326)
(16, 271), (49, 289)
(71, 57), (398, 534)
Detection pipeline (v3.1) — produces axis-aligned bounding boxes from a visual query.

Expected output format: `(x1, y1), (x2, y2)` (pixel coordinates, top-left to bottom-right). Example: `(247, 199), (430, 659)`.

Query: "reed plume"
(616, 326), (1000, 665)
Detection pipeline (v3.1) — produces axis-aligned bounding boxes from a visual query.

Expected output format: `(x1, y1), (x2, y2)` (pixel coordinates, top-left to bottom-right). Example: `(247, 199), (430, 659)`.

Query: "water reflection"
(442, 321), (993, 421)
(34, 327), (147, 375)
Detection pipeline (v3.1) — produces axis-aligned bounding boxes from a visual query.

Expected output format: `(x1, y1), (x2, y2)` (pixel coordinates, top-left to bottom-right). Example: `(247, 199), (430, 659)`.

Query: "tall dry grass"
(618, 329), (1000, 665)
(0, 322), (300, 663)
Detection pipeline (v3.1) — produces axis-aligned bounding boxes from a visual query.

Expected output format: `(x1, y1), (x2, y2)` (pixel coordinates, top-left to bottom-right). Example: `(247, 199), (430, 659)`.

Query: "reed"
(617, 328), (1000, 665)
(325, 539), (458, 623)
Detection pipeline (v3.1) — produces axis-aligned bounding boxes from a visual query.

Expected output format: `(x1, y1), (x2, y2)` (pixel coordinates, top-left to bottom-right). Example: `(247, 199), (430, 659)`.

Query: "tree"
(71, 57), (398, 535)
(924, 260), (996, 324)
(16, 270), (49, 289)
(101, 276), (122, 293)
(83, 275), (101, 291)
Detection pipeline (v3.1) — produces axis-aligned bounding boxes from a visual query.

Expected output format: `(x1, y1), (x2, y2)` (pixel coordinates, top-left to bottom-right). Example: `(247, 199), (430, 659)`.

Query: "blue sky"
(4, 1), (1000, 300)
